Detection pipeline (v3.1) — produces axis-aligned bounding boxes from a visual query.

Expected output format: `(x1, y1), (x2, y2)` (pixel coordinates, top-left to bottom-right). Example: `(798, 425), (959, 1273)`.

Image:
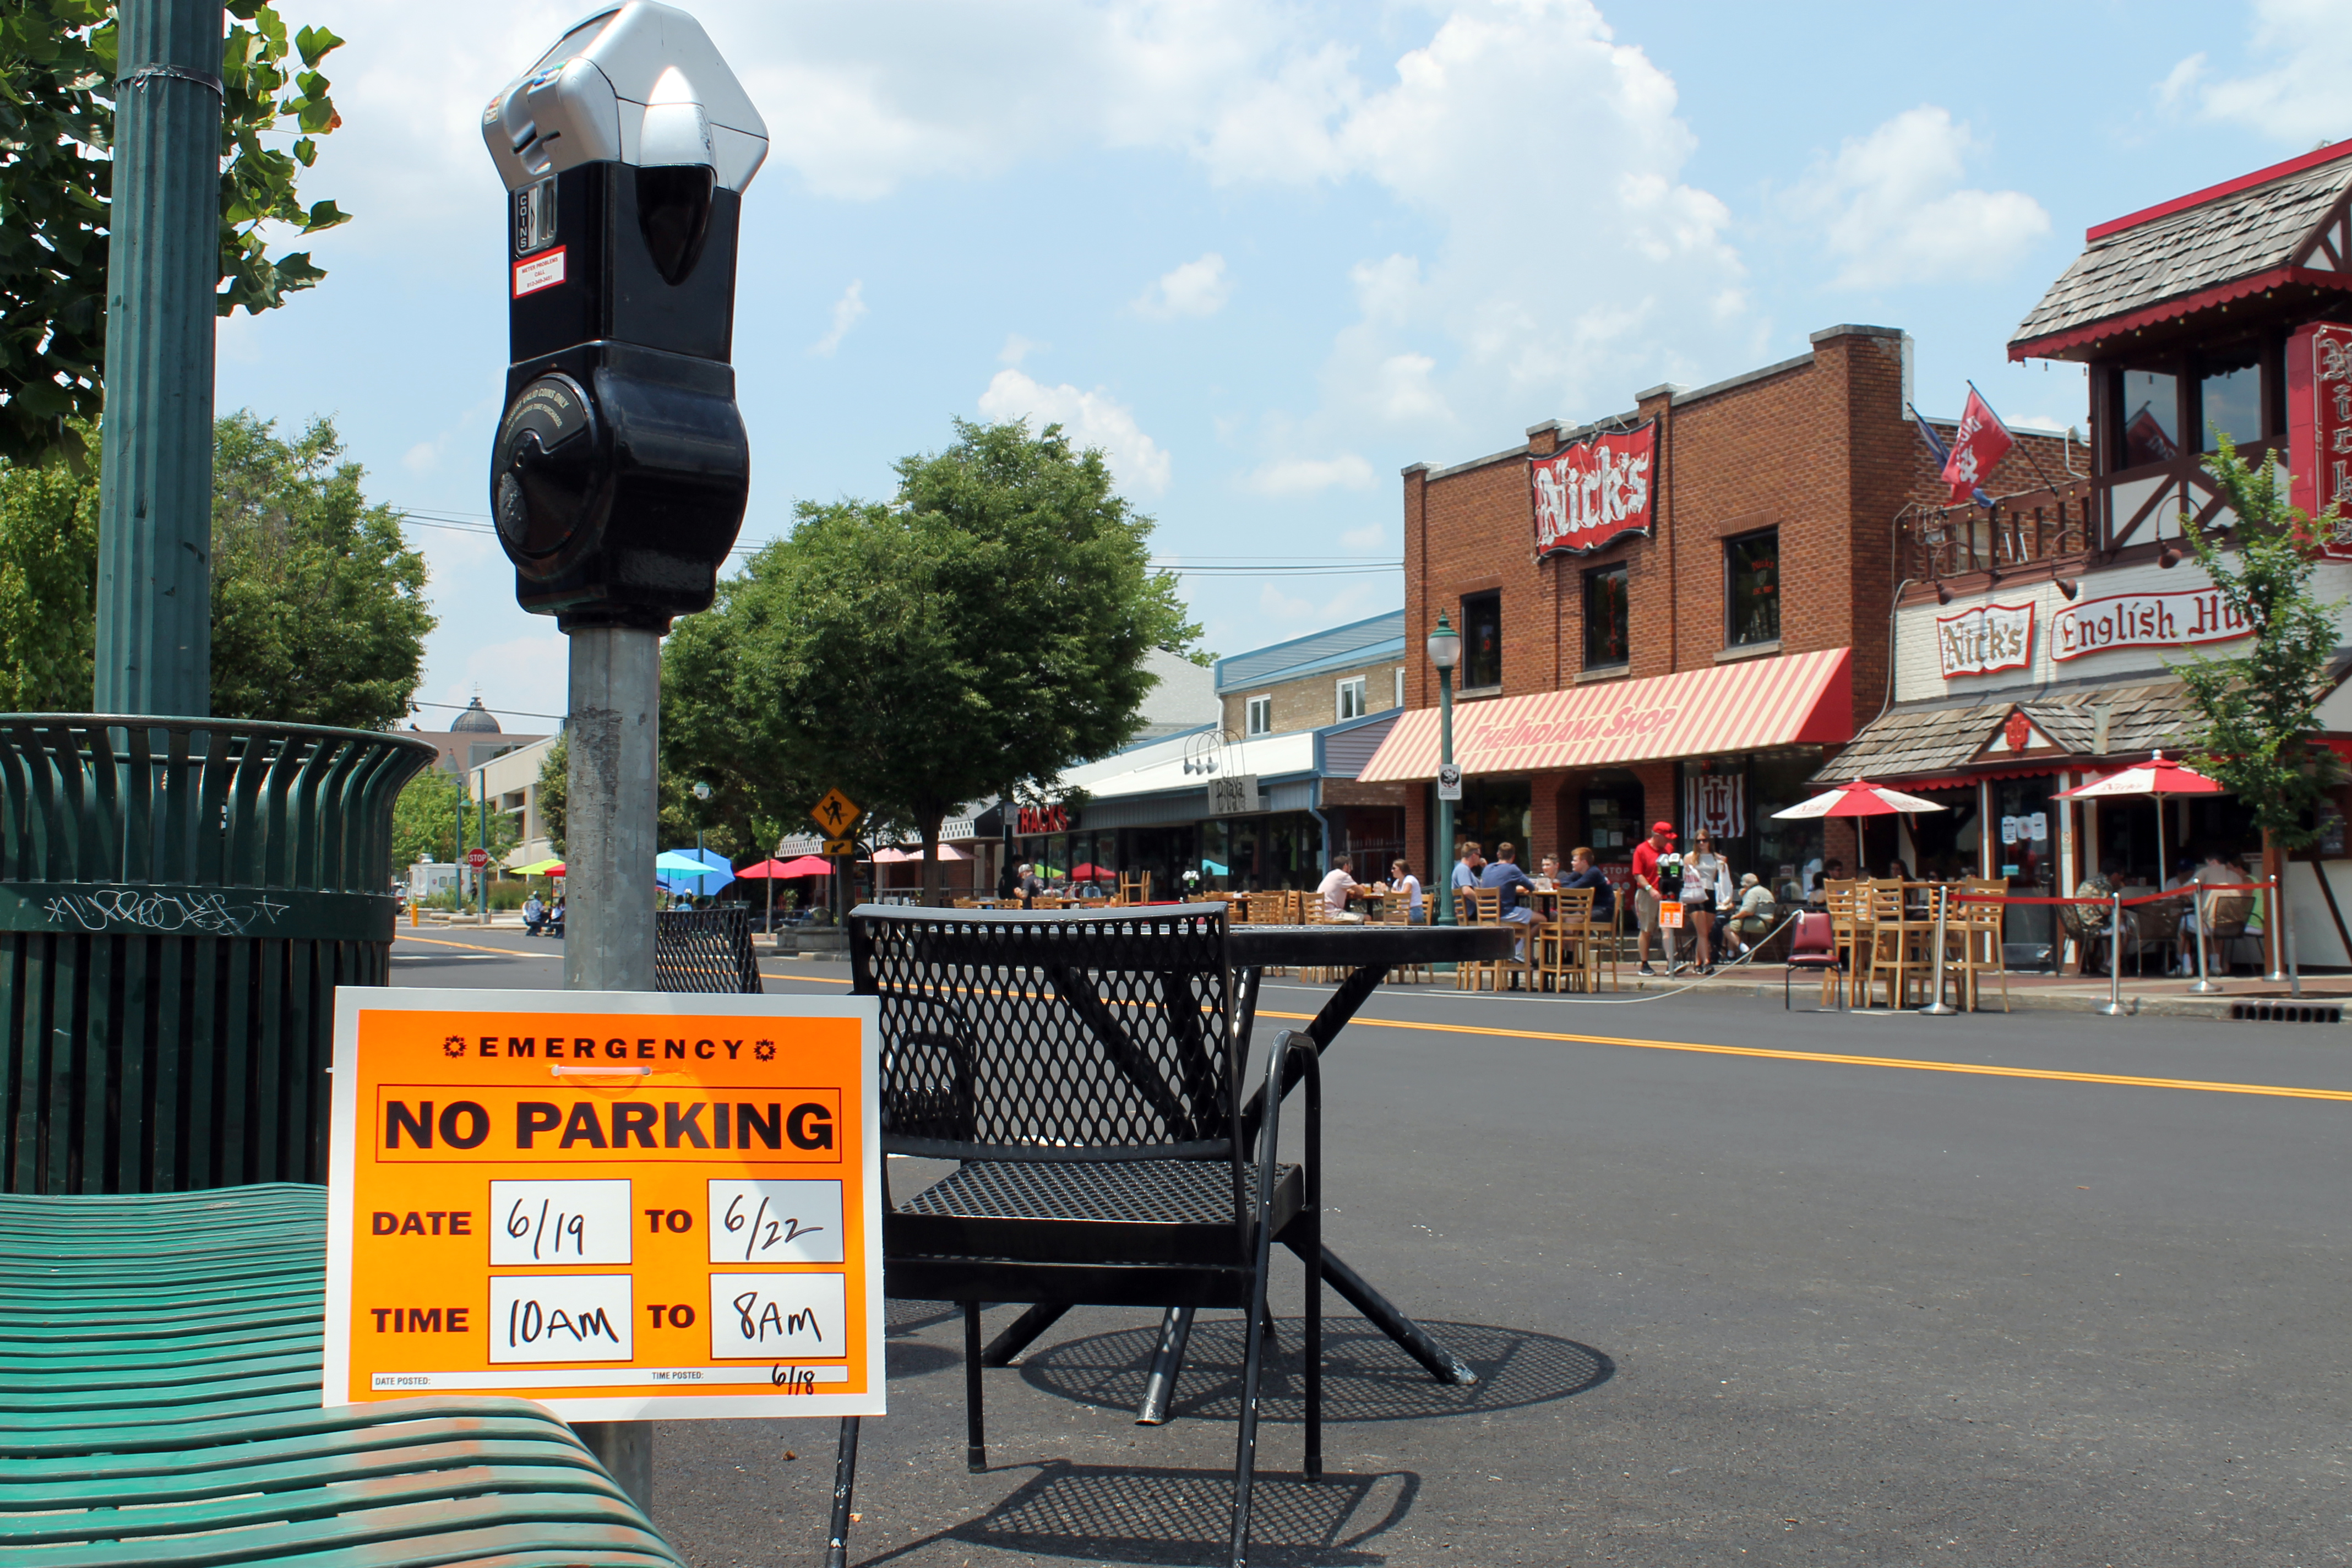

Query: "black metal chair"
(832, 902), (1322, 1568)
(653, 905), (761, 993)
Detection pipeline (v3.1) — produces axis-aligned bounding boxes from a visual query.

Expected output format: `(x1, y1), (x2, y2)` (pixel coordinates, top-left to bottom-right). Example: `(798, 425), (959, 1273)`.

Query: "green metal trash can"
(0, 716), (434, 1194)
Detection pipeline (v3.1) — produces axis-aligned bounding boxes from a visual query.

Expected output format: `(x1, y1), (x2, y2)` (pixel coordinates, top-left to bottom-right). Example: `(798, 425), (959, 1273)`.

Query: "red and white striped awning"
(1358, 647), (1853, 781)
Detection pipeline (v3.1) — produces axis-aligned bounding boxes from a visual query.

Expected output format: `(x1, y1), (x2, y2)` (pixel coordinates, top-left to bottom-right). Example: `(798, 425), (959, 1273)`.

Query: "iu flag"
(1942, 385), (2015, 506)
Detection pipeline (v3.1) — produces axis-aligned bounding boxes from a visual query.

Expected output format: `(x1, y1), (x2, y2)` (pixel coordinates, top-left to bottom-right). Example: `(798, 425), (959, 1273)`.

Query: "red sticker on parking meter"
(513, 246), (567, 297)
(325, 988), (883, 1420)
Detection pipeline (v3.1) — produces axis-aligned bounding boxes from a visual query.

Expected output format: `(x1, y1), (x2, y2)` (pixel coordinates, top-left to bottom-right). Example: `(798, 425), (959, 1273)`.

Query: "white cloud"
(1251, 576), (1389, 634)
(977, 369), (1173, 496)
(2163, 2), (2352, 143)
(999, 333), (1048, 366)
(1242, 453), (1376, 494)
(1134, 253), (1232, 319)
(1340, 521), (1387, 551)
(437, 631), (570, 729)
(402, 442), (439, 476)
(809, 280), (867, 356)
(1786, 106), (2050, 290)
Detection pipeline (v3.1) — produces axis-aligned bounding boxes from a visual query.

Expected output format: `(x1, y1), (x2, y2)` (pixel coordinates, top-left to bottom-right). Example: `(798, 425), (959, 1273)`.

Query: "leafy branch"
(2168, 434), (2344, 851)
(0, 0), (350, 467)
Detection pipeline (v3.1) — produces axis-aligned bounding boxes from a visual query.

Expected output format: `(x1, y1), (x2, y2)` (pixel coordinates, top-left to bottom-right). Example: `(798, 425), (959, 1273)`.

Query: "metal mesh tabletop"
(1229, 922), (1512, 967)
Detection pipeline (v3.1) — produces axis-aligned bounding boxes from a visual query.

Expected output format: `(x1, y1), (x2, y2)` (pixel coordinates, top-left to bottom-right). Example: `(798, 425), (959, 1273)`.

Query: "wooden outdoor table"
(1131, 921), (1513, 1420)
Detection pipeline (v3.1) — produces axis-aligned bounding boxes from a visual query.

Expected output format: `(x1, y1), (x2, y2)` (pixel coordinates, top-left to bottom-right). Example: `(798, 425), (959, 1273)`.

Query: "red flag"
(1942, 386), (2014, 505)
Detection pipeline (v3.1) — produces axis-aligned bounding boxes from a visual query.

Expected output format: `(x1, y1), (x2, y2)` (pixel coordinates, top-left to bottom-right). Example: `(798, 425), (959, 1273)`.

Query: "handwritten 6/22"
(723, 1190), (823, 1261)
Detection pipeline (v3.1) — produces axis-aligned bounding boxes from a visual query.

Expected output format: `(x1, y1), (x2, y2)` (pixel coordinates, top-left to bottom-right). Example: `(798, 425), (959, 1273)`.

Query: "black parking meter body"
(483, 3), (769, 632)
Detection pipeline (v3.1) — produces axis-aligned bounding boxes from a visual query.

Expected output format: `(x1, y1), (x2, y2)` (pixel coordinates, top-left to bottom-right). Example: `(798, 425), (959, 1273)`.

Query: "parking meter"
(482, 3), (768, 630)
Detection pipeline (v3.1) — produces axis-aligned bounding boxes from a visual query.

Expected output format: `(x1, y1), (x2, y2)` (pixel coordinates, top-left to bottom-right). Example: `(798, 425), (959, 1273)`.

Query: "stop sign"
(464, 848), (492, 869)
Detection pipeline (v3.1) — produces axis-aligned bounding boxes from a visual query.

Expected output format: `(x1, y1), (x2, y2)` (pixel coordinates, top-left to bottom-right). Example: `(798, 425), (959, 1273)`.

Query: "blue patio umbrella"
(655, 847), (735, 896)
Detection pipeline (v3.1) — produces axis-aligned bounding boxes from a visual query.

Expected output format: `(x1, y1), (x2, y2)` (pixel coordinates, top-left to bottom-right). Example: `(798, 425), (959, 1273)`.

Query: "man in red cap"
(1631, 820), (1678, 976)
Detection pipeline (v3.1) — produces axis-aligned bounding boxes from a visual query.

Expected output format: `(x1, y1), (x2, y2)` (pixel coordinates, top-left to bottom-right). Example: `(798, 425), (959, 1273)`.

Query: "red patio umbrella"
(1770, 777), (1949, 881)
(1068, 862), (1117, 881)
(769, 856), (835, 877)
(2056, 750), (2223, 800)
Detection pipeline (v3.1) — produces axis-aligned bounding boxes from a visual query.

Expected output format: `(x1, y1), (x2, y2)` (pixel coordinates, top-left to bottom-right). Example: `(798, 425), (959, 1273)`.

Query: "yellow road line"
(410, 954), (2345, 1102)
(395, 933), (560, 959)
(1256, 1008), (2352, 1102)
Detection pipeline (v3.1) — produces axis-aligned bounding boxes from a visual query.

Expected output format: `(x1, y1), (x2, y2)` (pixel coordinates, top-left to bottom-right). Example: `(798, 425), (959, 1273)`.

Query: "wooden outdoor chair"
(1941, 886), (2011, 1012)
(1821, 881), (1868, 1008)
(1537, 888), (1596, 992)
(2202, 888), (2257, 972)
(1863, 879), (1930, 1008)
(842, 903), (1322, 1568)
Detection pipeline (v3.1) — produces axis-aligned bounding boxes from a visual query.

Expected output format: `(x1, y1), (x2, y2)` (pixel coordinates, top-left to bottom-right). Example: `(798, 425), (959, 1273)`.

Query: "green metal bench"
(0, 1185), (688, 1566)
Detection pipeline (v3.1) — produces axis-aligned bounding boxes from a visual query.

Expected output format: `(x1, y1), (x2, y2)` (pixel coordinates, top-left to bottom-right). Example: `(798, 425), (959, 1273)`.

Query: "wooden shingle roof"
(2010, 149), (2352, 360)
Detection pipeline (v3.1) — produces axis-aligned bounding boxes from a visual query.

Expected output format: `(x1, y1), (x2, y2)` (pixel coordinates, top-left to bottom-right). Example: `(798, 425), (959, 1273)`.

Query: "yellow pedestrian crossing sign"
(809, 789), (861, 836)
(821, 838), (857, 857)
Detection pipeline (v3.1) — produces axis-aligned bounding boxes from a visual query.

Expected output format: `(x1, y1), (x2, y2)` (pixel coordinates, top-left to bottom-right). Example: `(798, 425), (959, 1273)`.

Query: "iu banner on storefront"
(1685, 771), (1745, 840)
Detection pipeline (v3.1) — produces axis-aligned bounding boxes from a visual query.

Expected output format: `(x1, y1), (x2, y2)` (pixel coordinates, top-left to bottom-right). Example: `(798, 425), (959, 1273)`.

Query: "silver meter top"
(482, 2), (768, 194)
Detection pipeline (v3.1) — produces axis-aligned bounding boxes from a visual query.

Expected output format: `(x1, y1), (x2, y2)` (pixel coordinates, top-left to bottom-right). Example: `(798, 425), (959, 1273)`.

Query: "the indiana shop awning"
(1358, 647), (1853, 782)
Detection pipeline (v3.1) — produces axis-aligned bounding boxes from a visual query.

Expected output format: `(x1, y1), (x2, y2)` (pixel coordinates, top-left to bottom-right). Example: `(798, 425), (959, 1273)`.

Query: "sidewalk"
(1596, 959), (2352, 1021)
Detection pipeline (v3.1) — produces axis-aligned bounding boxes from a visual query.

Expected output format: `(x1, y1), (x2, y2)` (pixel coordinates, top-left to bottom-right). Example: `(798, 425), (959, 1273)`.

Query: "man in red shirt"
(1631, 820), (1677, 976)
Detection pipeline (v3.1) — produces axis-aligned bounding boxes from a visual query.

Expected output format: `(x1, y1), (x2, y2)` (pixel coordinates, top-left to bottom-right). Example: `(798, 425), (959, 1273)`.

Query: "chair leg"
(1304, 1166), (1322, 1482)
(824, 1416), (861, 1568)
(982, 1302), (1068, 1366)
(964, 1303), (987, 1473)
(1229, 1244), (1272, 1566)
(1135, 1306), (1194, 1425)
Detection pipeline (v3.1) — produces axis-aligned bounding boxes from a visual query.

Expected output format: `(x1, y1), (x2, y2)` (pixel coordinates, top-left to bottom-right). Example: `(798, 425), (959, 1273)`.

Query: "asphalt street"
(393, 928), (2352, 1566)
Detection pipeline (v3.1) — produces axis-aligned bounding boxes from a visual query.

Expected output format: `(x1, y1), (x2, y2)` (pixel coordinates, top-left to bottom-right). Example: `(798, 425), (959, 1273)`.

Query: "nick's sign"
(1531, 422), (1657, 557)
(1935, 601), (2034, 679)
(2051, 589), (2251, 662)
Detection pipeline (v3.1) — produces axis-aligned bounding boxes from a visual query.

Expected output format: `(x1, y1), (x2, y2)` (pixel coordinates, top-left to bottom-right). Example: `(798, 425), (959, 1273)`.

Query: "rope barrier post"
(2188, 885), (2221, 995)
(2094, 888), (2127, 1016)
(2265, 875), (2289, 984)
(1918, 883), (1956, 1016)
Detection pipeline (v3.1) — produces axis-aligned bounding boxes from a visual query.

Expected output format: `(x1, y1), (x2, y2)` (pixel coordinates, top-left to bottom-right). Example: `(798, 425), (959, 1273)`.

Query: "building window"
(1461, 591), (1502, 690)
(1245, 695), (1272, 736)
(2118, 367), (2180, 467)
(2198, 346), (2263, 450)
(1582, 563), (1629, 668)
(1337, 676), (1367, 721)
(1725, 531), (1779, 646)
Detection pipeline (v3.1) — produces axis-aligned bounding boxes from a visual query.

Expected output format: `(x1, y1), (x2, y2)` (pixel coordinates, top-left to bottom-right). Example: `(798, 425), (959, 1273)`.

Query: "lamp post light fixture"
(692, 780), (713, 897)
(1427, 611), (1461, 927)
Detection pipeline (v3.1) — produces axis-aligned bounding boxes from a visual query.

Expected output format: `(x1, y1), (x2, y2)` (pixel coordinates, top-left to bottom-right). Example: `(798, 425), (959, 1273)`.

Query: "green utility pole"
(94, 0), (225, 716)
(477, 769), (491, 917)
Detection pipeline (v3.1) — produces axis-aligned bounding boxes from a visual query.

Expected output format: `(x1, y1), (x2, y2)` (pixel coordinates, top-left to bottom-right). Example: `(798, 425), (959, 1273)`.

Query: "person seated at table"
(2064, 857), (2123, 974)
(1727, 872), (1777, 956)
(1560, 846), (1614, 924)
(523, 891), (547, 935)
(1390, 858), (1424, 923)
(547, 897), (565, 937)
(1317, 853), (1366, 922)
(1016, 863), (1044, 905)
(1534, 852), (1561, 890)
(1479, 842), (1539, 959)
(1811, 857), (1845, 903)
(1885, 858), (1914, 883)
(1776, 862), (1805, 906)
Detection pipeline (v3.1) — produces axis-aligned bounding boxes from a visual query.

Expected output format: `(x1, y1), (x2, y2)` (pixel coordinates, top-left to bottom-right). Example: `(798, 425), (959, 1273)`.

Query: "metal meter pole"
(563, 625), (660, 1504)
(94, 0), (224, 715)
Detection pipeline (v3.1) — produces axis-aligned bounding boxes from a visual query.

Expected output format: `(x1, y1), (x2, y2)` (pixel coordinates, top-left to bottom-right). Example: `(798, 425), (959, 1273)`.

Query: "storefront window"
(2119, 368), (2179, 467)
(2198, 347), (2262, 450)
(1581, 775), (1641, 863)
(1461, 591), (1502, 690)
(1725, 531), (1779, 646)
(1751, 752), (1825, 899)
(1452, 776), (1532, 863)
(1993, 776), (2058, 965)
(1901, 786), (1980, 881)
(1582, 564), (1628, 668)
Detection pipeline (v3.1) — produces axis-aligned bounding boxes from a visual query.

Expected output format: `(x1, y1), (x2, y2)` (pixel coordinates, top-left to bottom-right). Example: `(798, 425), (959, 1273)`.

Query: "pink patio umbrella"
(734, 855), (835, 928)
(1771, 777), (1948, 878)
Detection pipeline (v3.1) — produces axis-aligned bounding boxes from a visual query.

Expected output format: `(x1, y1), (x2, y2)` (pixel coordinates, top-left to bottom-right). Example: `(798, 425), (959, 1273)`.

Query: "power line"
(391, 508), (1400, 575)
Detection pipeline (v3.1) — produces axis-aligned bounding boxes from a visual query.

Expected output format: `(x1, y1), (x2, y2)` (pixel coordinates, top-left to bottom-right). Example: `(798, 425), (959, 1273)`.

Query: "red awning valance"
(1358, 647), (1853, 782)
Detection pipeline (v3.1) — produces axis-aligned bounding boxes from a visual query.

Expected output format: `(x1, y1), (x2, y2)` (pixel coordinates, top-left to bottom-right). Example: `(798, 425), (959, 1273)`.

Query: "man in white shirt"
(1316, 853), (1365, 922)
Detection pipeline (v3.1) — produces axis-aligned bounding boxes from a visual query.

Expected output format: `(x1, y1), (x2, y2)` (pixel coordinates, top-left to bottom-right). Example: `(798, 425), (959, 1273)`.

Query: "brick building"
(1360, 323), (2070, 894)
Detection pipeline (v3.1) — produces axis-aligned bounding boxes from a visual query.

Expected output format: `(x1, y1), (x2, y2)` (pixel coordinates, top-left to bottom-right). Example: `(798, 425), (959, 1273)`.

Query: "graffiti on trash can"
(39, 887), (291, 935)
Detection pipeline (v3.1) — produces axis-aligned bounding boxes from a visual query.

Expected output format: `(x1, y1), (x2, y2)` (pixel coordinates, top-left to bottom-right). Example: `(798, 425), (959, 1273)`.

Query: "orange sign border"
(325, 988), (883, 1421)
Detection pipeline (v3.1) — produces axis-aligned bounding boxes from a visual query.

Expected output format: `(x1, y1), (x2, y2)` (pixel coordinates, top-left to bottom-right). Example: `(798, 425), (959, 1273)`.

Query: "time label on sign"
(326, 989), (882, 1421)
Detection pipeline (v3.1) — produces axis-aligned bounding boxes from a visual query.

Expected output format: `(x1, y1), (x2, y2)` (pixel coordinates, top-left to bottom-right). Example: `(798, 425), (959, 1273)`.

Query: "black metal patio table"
(983, 917), (1515, 1421)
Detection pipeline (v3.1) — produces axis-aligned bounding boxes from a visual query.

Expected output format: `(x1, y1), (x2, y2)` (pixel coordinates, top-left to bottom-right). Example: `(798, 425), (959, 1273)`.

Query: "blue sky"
(216, 0), (2352, 728)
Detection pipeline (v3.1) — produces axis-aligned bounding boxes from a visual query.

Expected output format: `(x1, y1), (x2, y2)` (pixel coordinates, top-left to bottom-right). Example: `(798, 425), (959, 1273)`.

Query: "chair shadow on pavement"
(1020, 1315), (1615, 1425)
(857, 1461), (1417, 1566)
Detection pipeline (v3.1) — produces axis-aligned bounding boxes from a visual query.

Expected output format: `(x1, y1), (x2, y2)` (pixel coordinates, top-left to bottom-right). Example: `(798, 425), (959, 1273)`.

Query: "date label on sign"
(491, 1179), (634, 1266)
(709, 1179), (843, 1265)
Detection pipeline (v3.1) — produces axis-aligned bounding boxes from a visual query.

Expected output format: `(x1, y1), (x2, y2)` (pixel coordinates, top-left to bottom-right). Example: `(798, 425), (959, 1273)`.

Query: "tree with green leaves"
(532, 732), (757, 867)
(663, 417), (1201, 904)
(390, 763), (519, 873)
(0, 411), (432, 723)
(209, 411), (433, 729)
(2171, 434), (2345, 858)
(1, 0), (348, 467)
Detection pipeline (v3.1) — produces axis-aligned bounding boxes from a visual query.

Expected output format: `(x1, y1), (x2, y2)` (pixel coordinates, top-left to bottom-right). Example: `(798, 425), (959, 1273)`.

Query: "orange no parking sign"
(325, 989), (883, 1420)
